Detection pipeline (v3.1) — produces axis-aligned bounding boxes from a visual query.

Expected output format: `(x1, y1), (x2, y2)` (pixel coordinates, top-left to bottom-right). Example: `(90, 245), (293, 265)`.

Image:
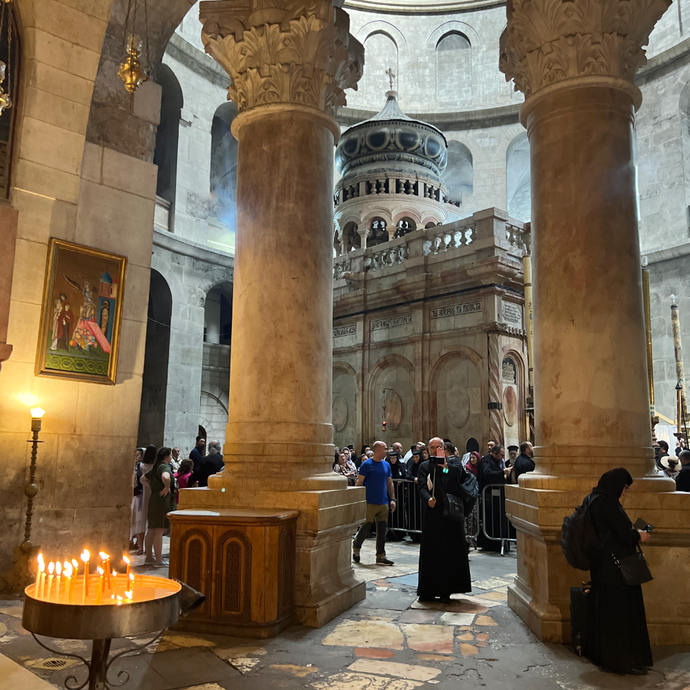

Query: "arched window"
(205, 282), (233, 346)
(368, 218), (389, 247)
(153, 65), (183, 221)
(138, 270), (172, 447)
(506, 133), (531, 222)
(0, 0), (20, 199)
(209, 102), (238, 254)
(435, 31), (471, 109)
(394, 217), (416, 238)
(344, 222), (361, 252)
(349, 31), (399, 109)
(442, 141), (473, 212)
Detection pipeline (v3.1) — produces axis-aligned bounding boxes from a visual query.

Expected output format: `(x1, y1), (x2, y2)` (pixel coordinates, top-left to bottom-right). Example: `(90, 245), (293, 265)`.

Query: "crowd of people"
(129, 435), (225, 566)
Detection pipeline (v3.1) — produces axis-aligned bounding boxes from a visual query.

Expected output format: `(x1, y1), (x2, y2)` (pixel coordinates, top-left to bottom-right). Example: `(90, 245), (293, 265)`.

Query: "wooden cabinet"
(168, 508), (299, 638)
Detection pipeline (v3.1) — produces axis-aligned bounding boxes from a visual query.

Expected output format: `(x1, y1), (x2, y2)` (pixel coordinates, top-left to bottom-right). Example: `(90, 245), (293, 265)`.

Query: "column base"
(506, 482), (690, 645)
(179, 481), (367, 629)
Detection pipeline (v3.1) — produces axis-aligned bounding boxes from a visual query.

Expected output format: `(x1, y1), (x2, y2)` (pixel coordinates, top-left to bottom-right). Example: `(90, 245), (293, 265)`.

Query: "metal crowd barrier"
(478, 483), (517, 556)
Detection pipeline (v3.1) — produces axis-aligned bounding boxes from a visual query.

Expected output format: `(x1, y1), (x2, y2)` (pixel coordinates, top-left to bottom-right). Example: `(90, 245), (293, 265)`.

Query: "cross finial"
(385, 67), (396, 91)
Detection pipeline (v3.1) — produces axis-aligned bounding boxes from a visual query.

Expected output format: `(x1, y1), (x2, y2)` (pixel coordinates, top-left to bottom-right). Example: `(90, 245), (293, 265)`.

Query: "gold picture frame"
(35, 239), (127, 385)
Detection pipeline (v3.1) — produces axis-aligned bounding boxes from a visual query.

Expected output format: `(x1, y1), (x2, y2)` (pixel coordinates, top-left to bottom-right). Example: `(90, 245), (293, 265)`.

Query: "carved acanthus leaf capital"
(499, 0), (671, 101)
(200, 0), (363, 120)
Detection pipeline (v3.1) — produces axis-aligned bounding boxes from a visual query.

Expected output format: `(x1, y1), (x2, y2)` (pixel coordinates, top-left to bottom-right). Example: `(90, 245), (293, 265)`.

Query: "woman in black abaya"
(585, 467), (653, 675)
(416, 445), (471, 602)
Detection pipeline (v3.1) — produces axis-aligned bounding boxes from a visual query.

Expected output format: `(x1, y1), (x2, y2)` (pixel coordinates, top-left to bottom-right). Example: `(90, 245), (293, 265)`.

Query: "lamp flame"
(37, 554), (45, 573)
(81, 550), (90, 563)
(122, 555), (130, 565)
(48, 562), (54, 575)
(30, 408), (45, 419)
(64, 562), (73, 577)
(55, 562), (61, 576)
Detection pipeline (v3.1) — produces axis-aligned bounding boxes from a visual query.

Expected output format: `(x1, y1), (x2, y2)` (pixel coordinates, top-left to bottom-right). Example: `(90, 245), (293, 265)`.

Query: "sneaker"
(376, 556), (394, 566)
(153, 560), (169, 568)
(352, 550), (360, 564)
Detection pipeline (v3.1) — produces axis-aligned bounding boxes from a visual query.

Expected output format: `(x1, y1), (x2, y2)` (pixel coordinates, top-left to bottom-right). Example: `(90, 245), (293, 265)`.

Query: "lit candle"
(63, 562), (73, 603)
(55, 561), (62, 602)
(124, 590), (133, 604)
(99, 553), (111, 590)
(47, 562), (54, 601)
(70, 559), (79, 601)
(81, 550), (90, 601)
(95, 567), (104, 604)
(116, 595), (124, 606)
(36, 554), (45, 600)
(112, 570), (117, 589)
(128, 572), (134, 595)
(123, 555), (131, 581)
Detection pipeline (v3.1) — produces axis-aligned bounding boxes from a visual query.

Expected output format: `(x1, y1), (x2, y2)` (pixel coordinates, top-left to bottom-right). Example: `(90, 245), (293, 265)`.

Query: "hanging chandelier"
(0, 0), (14, 116)
(117, 0), (150, 94)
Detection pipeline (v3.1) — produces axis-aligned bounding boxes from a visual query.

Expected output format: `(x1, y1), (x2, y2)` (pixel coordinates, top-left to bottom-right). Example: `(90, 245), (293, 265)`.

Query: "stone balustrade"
(333, 208), (530, 281)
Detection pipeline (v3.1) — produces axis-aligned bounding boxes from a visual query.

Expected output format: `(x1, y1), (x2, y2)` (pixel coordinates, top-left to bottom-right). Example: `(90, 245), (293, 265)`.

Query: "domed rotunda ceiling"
(343, 0), (505, 14)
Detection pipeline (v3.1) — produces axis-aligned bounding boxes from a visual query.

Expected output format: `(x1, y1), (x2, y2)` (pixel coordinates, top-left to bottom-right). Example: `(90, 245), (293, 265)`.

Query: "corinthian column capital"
(499, 0), (671, 108)
(200, 0), (363, 127)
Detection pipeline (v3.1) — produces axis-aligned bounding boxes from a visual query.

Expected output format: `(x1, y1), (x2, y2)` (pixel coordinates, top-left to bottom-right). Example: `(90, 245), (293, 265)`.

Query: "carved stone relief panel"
(435, 356), (482, 444)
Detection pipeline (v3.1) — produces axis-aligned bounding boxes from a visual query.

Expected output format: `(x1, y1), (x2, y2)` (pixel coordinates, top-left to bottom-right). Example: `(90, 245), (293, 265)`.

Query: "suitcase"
(570, 584), (590, 657)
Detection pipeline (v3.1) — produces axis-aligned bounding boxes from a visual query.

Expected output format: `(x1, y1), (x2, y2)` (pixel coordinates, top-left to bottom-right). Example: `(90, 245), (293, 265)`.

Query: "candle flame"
(55, 562), (61, 576)
(72, 558), (79, 569)
(125, 591), (133, 601)
(48, 562), (54, 575)
(129, 573), (134, 582)
(122, 555), (130, 565)
(81, 549), (90, 562)
(112, 570), (117, 578)
(99, 551), (109, 560)
(64, 562), (73, 577)
(97, 567), (104, 575)
(37, 554), (45, 573)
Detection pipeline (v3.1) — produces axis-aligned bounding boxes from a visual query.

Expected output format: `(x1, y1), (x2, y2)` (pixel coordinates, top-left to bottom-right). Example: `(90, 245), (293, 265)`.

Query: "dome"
(336, 91), (448, 179)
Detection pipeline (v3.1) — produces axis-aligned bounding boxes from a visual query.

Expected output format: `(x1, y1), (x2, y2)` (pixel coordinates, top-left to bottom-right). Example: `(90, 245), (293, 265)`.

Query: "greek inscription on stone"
(430, 302), (482, 319)
(333, 325), (356, 338)
(370, 314), (413, 331)
(502, 302), (522, 324)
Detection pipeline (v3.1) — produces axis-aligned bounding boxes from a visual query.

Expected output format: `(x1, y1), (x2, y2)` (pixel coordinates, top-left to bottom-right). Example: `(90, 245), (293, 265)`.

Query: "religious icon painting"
(35, 239), (127, 384)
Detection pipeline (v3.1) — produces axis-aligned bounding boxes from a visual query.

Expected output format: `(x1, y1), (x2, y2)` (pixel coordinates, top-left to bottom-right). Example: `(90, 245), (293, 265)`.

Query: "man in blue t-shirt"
(353, 440), (396, 566)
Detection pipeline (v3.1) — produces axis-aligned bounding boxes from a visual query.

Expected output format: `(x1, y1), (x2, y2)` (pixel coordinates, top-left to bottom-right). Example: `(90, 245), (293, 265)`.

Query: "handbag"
(459, 472), (478, 512)
(443, 493), (465, 523)
(612, 545), (653, 586)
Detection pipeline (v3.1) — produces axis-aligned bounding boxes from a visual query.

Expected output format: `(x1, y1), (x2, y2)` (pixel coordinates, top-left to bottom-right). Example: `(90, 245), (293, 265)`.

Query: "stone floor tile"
(481, 591), (508, 601)
(414, 654), (452, 661)
(270, 663), (318, 677)
(438, 612), (476, 626)
(145, 647), (238, 687)
(312, 671), (423, 690)
(398, 610), (438, 623)
(348, 659), (441, 681)
(400, 624), (454, 653)
(475, 616), (497, 626)
(322, 620), (404, 650)
(458, 643), (478, 657)
(355, 648), (396, 658)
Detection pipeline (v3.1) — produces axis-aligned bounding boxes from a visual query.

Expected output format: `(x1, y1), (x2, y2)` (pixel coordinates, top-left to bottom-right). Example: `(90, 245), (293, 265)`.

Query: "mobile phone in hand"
(634, 518), (655, 532)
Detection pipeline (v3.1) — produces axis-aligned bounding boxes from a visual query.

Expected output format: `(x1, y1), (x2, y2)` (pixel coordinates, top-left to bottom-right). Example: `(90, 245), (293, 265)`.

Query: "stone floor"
(1, 537), (689, 690)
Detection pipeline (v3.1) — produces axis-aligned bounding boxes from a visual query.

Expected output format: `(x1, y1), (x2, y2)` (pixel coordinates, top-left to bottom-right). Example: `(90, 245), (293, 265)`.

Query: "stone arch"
(361, 207), (393, 228)
(421, 212), (444, 228)
(342, 221), (361, 252)
(426, 20), (480, 48)
(443, 140), (474, 211)
(210, 100), (239, 253)
(349, 21), (405, 109)
(429, 23), (476, 109)
(366, 353), (415, 444)
(507, 132), (531, 222)
(392, 208), (422, 226)
(204, 280), (233, 345)
(333, 361), (358, 448)
(153, 63), (183, 218)
(138, 269), (173, 447)
(501, 347), (527, 444)
(428, 347), (484, 445)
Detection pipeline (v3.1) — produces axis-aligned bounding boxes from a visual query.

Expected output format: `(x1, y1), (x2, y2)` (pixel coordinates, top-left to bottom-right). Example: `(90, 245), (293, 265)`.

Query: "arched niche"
(333, 362), (357, 450)
(350, 29), (399, 109)
(138, 269), (173, 447)
(209, 101), (239, 254)
(430, 350), (483, 445)
(368, 217), (389, 247)
(443, 141), (473, 211)
(153, 64), (183, 215)
(205, 281), (233, 346)
(368, 354), (414, 448)
(434, 31), (472, 109)
(394, 217), (416, 239)
(501, 350), (526, 447)
(343, 221), (361, 252)
(507, 132), (531, 222)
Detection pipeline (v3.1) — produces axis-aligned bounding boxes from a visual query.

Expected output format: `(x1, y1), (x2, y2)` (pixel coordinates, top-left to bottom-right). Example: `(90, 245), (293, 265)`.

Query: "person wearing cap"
(512, 441), (536, 483)
(507, 445), (519, 466)
(660, 453), (681, 479)
(675, 450), (690, 491)
(189, 435), (206, 470)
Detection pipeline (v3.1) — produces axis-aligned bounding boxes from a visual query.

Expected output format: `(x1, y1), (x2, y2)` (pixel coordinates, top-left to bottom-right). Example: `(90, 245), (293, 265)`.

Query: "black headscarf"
(465, 437), (480, 453)
(593, 467), (633, 499)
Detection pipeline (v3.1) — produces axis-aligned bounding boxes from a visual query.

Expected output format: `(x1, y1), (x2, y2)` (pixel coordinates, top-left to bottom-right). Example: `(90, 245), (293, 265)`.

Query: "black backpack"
(459, 471), (479, 513)
(561, 494), (601, 571)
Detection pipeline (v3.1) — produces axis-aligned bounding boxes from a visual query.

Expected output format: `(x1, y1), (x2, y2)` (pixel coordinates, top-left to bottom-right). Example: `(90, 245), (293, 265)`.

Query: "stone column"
(488, 332), (504, 446)
(498, 0), (690, 646)
(180, 0), (366, 628)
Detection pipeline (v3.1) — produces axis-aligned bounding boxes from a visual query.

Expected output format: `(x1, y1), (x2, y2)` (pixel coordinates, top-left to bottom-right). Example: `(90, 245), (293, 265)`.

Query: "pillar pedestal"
(498, 0), (690, 646)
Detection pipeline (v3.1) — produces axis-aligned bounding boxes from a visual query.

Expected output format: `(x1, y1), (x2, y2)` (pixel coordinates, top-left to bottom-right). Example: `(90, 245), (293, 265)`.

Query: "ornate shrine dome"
(335, 90), (448, 181)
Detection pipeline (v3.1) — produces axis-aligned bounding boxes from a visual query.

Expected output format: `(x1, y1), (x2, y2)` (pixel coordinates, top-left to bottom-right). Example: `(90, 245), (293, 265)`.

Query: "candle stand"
(22, 575), (181, 690)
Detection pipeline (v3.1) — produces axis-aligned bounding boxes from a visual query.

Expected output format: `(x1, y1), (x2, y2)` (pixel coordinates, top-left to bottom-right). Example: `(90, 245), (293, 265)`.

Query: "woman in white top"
(130, 445), (156, 554)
